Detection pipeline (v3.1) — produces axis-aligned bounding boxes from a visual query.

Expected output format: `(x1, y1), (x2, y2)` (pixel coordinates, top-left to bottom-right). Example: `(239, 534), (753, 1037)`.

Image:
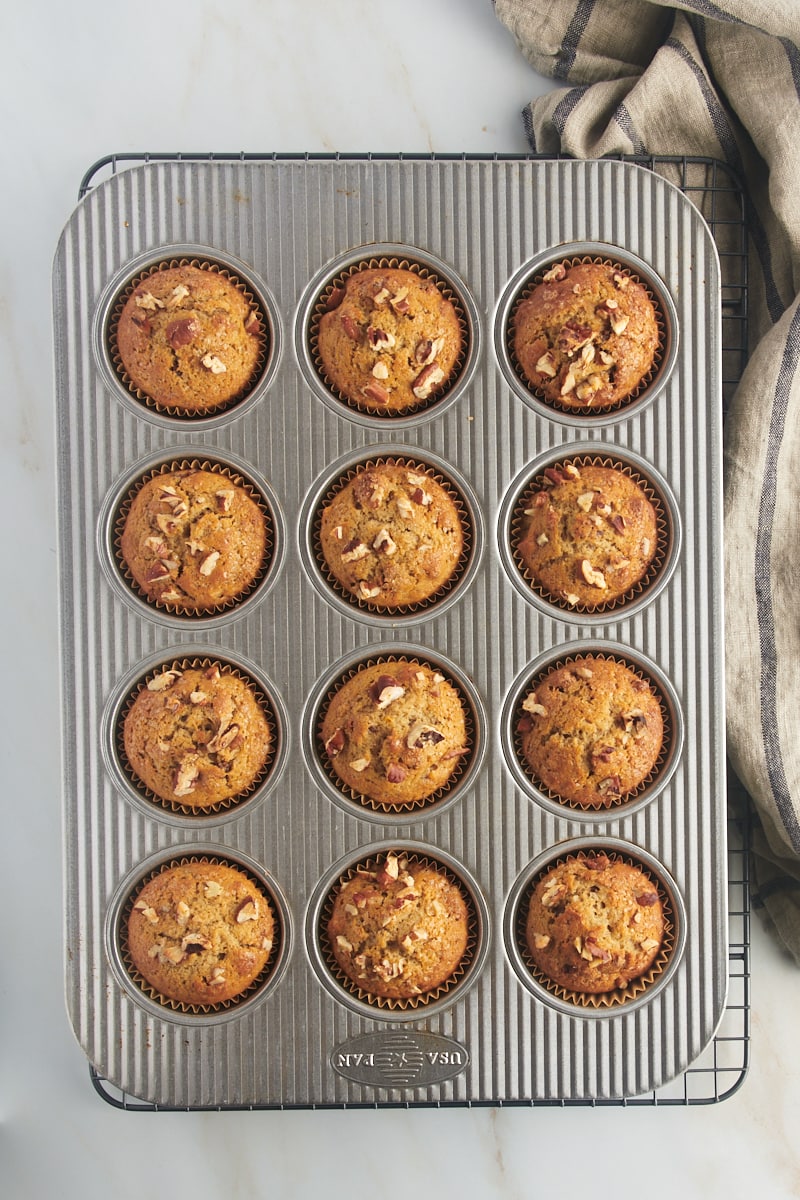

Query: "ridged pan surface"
(53, 157), (726, 1106)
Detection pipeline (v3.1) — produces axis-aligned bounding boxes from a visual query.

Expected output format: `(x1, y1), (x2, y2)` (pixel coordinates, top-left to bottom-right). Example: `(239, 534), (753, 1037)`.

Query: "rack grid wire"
(74, 152), (751, 1110)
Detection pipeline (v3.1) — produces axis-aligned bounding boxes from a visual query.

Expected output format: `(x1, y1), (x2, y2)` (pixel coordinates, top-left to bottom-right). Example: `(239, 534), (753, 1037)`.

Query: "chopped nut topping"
(147, 669), (181, 692)
(533, 933), (551, 949)
(199, 550), (220, 576)
(580, 559), (607, 589)
(209, 966), (226, 987)
(188, 689), (208, 705)
(361, 381), (391, 405)
(577, 491), (596, 512)
(204, 880), (223, 898)
(406, 722), (445, 749)
(357, 582), (381, 600)
(542, 263), (567, 282)
(536, 531), (549, 546)
(367, 326), (395, 351)
(372, 360), (390, 380)
(341, 538), (370, 563)
(201, 353), (227, 374)
(535, 351), (557, 378)
(372, 528), (397, 555)
(560, 369), (577, 396)
(134, 291), (165, 311)
(377, 684), (406, 709)
(235, 898), (259, 924)
(324, 729), (345, 758)
(174, 755), (200, 796)
(133, 900), (160, 925)
(215, 489), (235, 513)
(610, 313), (630, 335)
(411, 363), (446, 400)
(349, 756), (370, 773)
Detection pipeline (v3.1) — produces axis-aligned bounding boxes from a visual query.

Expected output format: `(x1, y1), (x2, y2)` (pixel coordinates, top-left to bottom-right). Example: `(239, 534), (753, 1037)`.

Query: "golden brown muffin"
(114, 264), (264, 413)
(517, 655), (663, 808)
(122, 662), (272, 810)
(118, 467), (269, 612)
(525, 852), (665, 995)
(126, 859), (275, 1006)
(515, 461), (658, 609)
(512, 260), (659, 409)
(316, 266), (463, 413)
(320, 659), (469, 808)
(318, 461), (465, 608)
(326, 851), (469, 1000)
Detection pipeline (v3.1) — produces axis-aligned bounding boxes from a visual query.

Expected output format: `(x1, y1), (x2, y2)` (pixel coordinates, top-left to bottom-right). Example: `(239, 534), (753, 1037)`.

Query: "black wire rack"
(78, 152), (751, 1110)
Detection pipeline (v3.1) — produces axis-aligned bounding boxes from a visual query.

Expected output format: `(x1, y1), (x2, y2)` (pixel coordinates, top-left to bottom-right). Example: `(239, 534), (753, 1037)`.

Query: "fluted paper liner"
(119, 854), (281, 1015)
(319, 850), (479, 1012)
(308, 254), (469, 417)
(106, 255), (268, 417)
(115, 656), (278, 816)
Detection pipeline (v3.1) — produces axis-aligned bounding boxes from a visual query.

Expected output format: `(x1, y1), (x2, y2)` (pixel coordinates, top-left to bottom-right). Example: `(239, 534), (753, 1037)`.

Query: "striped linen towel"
(494, 0), (800, 965)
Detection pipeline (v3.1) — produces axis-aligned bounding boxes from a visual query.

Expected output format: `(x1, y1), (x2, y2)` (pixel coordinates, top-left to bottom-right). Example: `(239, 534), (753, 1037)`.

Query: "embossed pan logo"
(330, 1030), (469, 1087)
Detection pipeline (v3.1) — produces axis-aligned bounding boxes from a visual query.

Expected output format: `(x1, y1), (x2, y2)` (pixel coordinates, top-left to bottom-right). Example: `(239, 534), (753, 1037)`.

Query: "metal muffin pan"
(54, 156), (726, 1106)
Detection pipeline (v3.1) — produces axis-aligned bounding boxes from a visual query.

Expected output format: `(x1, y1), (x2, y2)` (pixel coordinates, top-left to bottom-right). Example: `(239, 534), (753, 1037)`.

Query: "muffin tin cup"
(504, 838), (686, 1017)
(499, 442), (682, 625)
(495, 241), (679, 427)
(501, 641), (684, 821)
(101, 646), (289, 828)
(297, 242), (481, 428)
(303, 644), (487, 824)
(97, 446), (285, 629)
(106, 846), (292, 1026)
(97, 244), (281, 429)
(298, 444), (484, 626)
(306, 841), (491, 1021)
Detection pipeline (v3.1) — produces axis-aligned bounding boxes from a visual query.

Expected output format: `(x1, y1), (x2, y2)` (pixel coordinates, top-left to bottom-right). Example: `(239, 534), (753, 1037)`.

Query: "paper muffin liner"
(112, 457), (274, 617)
(514, 848), (676, 1010)
(318, 850), (479, 1012)
(115, 656), (279, 817)
(106, 255), (269, 417)
(506, 254), (667, 417)
(509, 453), (670, 616)
(308, 254), (470, 417)
(512, 650), (672, 812)
(311, 455), (474, 615)
(315, 653), (477, 815)
(119, 854), (281, 1015)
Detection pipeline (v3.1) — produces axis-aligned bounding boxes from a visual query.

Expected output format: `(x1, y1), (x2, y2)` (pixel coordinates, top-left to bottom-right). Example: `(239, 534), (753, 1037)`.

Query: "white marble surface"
(3, 1), (800, 1196)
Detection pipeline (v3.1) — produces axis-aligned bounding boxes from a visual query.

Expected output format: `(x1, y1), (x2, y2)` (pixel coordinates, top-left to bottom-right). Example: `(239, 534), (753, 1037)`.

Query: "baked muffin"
(122, 662), (272, 810)
(320, 659), (470, 807)
(525, 852), (665, 994)
(515, 461), (658, 608)
(517, 655), (663, 808)
(126, 859), (275, 1006)
(326, 851), (469, 1000)
(114, 263), (264, 413)
(319, 460), (465, 608)
(118, 467), (269, 612)
(316, 266), (463, 413)
(512, 260), (659, 409)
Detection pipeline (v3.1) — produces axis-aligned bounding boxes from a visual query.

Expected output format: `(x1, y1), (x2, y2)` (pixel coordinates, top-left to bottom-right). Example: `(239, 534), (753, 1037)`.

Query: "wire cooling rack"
(77, 152), (751, 1109)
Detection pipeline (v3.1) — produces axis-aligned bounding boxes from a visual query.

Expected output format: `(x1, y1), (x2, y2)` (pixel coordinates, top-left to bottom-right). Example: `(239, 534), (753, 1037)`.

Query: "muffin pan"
(54, 155), (726, 1106)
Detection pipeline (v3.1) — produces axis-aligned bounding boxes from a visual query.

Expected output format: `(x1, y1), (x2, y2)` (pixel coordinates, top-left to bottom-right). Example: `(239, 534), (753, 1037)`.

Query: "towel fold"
(494, 0), (800, 964)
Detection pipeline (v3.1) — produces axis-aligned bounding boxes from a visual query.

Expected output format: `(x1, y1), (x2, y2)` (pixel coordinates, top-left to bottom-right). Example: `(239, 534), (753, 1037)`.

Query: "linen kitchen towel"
(493, 0), (800, 964)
